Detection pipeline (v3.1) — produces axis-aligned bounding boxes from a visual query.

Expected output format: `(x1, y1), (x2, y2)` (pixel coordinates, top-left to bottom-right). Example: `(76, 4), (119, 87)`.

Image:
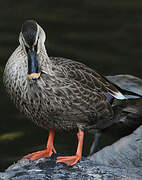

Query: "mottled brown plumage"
(3, 20), (126, 165)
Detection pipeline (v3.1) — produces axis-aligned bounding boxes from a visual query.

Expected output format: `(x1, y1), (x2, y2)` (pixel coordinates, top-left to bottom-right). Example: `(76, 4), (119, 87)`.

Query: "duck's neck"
(38, 46), (54, 76)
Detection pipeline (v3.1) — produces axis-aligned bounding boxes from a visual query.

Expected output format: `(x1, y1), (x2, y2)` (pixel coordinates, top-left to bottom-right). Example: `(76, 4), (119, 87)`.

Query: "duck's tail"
(103, 75), (142, 101)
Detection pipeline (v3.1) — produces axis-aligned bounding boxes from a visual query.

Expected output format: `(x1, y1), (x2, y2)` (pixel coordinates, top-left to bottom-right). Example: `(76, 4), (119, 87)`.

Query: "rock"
(1, 118), (142, 179)
(89, 125), (142, 169)
(0, 143), (142, 180)
(0, 125), (142, 180)
(106, 75), (142, 136)
(106, 74), (142, 97)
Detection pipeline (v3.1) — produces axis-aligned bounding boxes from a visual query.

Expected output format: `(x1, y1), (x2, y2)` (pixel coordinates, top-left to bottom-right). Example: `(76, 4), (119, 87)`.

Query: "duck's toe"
(57, 155), (81, 166)
(24, 145), (56, 160)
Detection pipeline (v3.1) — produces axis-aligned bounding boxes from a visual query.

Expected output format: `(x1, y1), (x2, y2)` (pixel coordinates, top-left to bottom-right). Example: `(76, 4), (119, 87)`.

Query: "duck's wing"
(50, 57), (126, 100)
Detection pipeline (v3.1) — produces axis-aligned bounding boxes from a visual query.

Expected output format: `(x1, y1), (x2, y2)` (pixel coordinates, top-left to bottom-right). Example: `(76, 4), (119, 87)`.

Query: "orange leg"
(24, 129), (56, 160)
(57, 130), (84, 166)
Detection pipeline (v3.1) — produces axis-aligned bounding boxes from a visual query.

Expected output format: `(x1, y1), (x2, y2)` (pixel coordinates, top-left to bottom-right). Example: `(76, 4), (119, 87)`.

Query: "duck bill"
(27, 49), (41, 80)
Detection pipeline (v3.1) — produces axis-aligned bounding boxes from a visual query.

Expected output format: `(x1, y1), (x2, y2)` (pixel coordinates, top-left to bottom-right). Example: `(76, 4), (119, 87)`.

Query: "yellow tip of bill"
(28, 73), (41, 79)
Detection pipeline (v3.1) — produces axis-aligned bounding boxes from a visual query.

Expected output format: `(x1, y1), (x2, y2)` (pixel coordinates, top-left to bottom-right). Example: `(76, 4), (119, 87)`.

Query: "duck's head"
(19, 20), (46, 80)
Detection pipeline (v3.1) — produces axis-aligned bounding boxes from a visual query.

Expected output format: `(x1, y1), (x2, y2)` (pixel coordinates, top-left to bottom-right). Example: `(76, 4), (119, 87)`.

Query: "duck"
(3, 20), (126, 166)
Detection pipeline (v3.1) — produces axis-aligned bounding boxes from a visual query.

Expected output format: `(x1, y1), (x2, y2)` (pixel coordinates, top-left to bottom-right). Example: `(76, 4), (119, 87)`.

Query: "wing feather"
(50, 57), (126, 100)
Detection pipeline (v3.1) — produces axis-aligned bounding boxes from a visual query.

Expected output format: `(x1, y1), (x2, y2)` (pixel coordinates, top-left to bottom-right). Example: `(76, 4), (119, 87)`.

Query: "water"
(1, 0), (142, 171)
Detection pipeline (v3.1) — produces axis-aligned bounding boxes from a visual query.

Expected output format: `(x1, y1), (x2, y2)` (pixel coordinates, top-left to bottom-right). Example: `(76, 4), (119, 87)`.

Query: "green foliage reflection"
(0, 132), (23, 141)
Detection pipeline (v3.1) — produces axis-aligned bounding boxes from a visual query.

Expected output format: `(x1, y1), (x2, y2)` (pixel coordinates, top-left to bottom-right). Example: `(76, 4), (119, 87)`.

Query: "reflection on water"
(0, 132), (23, 141)
(1, 0), (142, 171)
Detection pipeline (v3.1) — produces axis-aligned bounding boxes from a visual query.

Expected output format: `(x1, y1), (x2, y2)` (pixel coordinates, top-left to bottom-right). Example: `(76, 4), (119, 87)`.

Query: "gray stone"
(89, 125), (142, 169)
(107, 74), (142, 97)
(0, 126), (142, 179)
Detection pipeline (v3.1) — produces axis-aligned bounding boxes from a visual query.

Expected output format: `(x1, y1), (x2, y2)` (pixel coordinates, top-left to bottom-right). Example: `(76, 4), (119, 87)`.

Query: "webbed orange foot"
(57, 155), (81, 166)
(57, 130), (84, 166)
(24, 145), (56, 160)
(24, 129), (56, 161)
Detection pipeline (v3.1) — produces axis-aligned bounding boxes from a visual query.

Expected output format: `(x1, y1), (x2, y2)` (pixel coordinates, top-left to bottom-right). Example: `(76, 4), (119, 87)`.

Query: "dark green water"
(1, 0), (142, 171)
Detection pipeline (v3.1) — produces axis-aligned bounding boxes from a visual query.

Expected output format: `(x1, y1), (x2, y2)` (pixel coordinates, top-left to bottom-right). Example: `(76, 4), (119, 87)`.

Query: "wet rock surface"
(1, 74), (142, 179)
(0, 125), (142, 180)
(0, 147), (142, 180)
